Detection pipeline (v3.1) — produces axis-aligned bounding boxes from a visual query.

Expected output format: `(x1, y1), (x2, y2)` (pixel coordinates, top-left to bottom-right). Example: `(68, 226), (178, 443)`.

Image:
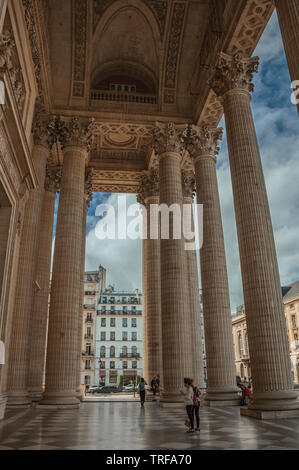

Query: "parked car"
(88, 385), (102, 394)
(99, 385), (120, 393)
(123, 384), (135, 392)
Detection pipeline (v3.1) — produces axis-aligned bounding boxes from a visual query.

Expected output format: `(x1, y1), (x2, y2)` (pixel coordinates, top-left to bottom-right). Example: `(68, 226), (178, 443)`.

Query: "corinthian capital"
(85, 167), (94, 208)
(182, 124), (223, 160)
(209, 53), (259, 97)
(152, 122), (185, 157)
(47, 116), (96, 152)
(44, 165), (62, 193)
(32, 116), (52, 148)
(137, 170), (159, 205)
(182, 170), (195, 200)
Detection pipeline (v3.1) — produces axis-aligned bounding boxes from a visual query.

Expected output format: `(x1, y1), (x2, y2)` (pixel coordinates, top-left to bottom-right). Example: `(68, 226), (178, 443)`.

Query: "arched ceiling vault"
(24, 0), (274, 192)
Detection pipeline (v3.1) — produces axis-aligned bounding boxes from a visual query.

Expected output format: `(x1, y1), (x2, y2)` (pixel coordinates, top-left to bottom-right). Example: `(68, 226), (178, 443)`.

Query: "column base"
(241, 408), (299, 420)
(6, 390), (32, 408)
(246, 389), (299, 414)
(0, 393), (8, 420)
(39, 390), (80, 409)
(204, 386), (240, 407)
(159, 391), (184, 406)
(28, 388), (43, 402)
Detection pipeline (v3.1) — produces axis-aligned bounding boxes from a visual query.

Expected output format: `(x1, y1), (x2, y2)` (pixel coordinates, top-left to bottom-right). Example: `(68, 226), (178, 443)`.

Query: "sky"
(52, 11), (299, 312)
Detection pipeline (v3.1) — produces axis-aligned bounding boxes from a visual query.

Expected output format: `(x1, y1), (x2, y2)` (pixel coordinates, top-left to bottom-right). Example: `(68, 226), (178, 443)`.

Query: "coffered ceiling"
(23, 0), (274, 192)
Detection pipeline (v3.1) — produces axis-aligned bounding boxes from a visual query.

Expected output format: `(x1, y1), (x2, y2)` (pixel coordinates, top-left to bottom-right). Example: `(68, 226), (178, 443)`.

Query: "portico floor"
(0, 402), (299, 450)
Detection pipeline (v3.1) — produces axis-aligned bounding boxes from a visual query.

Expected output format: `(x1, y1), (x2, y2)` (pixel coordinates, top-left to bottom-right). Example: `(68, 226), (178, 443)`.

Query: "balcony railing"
(120, 353), (140, 359)
(82, 351), (94, 356)
(97, 310), (142, 316)
(85, 318), (93, 323)
(85, 291), (97, 295)
(84, 334), (93, 339)
(90, 89), (157, 105)
(84, 305), (95, 310)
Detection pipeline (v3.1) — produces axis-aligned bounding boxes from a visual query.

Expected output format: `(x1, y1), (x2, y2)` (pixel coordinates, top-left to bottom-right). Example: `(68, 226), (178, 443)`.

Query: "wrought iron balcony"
(120, 353), (140, 359)
(90, 89), (157, 105)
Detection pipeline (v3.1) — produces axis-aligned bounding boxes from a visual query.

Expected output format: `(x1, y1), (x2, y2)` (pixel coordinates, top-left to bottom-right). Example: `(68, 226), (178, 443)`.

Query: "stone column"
(275, 0), (299, 114)
(184, 125), (239, 406)
(27, 166), (61, 401)
(76, 169), (93, 400)
(41, 117), (94, 408)
(182, 171), (205, 389)
(7, 124), (51, 407)
(152, 123), (192, 403)
(138, 170), (162, 385)
(210, 53), (299, 418)
(141, 235), (148, 383)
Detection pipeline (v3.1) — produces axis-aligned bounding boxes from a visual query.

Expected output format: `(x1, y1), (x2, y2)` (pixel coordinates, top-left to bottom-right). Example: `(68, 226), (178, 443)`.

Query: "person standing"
(138, 378), (147, 407)
(156, 375), (161, 395)
(191, 379), (201, 432)
(151, 376), (157, 399)
(181, 378), (195, 433)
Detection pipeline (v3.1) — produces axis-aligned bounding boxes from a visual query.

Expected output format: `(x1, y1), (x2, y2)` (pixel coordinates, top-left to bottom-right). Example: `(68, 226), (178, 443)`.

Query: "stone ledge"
(240, 408), (299, 420)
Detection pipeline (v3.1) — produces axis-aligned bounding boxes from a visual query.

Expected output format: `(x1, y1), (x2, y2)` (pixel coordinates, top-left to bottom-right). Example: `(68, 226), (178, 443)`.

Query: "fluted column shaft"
(159, 152), (192, 402)
(183, 194), (205, 389)
(276, 0), (299, 114)
(142, 235), (148, 382)
(194, 154), (238, 404)
(144, 195), (162, 384)
(27, 185), (57, 401)
(7, 144), (49, 406)
(41, 146), (87, 407)
(223, 89), (298, 412)
(76, 200), (87, 399)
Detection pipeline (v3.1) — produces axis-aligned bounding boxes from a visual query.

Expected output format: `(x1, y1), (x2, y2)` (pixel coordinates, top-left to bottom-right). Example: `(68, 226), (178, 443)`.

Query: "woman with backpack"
(180, 378), (195, 433)
(191, 379), (201, 432)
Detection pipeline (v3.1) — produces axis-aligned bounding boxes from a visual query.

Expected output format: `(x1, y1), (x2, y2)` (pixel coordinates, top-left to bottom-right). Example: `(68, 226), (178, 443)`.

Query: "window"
(132, 346), (137, 357)
(100, 346), (106, 358)
(110, 361), (115, 369)
(86, 327), (91, 337)
(131, 318), (137, 328)
(110, 318), (115, 327)
(86, 343), (91, 355)
(132, 332), (137, 341)
(290, 304), (295, 309)
(110, 375), (117, 384)
(110, 346), (115, 358)
(101, 318), (106, 327)
(100, 361), (105, 369)
(110, 332), (115, 341)
(84, 375), (91, 385)
(292, 315), (297, 329)
(103, 297), (107, 304)
(132, 361), (137, 369)
(132, 306), (136, 312)
(238, 333), (244, 356)
(122, 346), (128, 357)
(122, 297), (127, 304)
(122, 332), (128, 341)
(85, 360), (91, 370)
(122, 318), (128, 327)
(123, 361), (128, 369)
(101, 332), (106, 341)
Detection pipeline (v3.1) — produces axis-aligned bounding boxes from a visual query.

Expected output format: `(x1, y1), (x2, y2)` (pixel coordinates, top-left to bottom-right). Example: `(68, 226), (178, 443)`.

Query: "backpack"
(193, 388), (199, 406)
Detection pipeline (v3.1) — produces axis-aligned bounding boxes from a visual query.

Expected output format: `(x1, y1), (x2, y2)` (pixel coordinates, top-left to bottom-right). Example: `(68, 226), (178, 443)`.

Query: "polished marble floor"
(0, 402), (299, 450)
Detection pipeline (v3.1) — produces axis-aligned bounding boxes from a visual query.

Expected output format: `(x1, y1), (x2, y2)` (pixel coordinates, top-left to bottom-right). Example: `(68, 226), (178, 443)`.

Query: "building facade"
(81, 266), (106, 389)
(232, 282), (299, 384)
(95, 288), (143, 387)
